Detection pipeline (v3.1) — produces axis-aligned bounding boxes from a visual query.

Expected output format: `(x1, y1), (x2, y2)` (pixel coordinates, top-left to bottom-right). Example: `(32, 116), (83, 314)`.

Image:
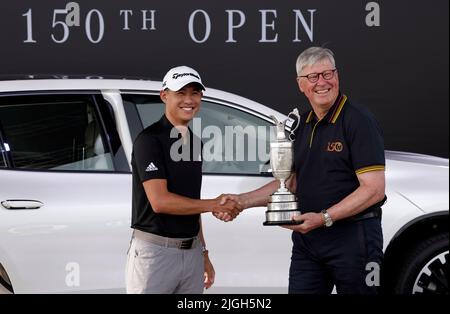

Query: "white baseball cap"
(161, 66), (206, 91)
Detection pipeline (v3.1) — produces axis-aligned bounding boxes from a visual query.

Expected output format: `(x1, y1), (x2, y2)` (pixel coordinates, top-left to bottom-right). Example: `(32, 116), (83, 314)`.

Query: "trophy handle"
(287, 108), (301, 141)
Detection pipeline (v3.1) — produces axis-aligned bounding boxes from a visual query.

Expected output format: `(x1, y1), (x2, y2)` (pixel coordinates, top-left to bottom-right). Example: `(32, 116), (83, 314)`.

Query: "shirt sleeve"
(345, 107), (385, 175)
(132, 132), (167, 182)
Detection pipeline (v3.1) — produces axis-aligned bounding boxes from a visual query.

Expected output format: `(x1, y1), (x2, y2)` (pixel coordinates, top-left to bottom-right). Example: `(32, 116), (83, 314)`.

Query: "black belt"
(133, 229), (198, 250)
(350, 207), (382, 222)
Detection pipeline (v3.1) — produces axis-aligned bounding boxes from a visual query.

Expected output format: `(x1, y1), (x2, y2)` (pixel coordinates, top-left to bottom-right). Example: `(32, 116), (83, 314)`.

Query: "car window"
(0, 94), (114, 171)
(124, 94), (273, 176)
(196, 102), (273, 175)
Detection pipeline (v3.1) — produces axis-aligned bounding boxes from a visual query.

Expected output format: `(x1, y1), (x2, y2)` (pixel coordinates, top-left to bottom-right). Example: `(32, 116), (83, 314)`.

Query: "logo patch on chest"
(326, 141), (343, 152)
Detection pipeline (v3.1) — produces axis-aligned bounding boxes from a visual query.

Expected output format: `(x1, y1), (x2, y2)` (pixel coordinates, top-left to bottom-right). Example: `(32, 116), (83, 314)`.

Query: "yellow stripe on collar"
(305, 111), (314, 123)
(330, 94), (347, 124)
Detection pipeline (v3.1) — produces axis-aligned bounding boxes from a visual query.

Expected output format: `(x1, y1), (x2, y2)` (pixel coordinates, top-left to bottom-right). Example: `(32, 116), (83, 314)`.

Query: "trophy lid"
(270, 116), (287, 141)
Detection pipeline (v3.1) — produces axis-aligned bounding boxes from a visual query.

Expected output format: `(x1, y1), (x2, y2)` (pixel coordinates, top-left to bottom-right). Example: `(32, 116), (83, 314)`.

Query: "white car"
(0, 78), (448, 294)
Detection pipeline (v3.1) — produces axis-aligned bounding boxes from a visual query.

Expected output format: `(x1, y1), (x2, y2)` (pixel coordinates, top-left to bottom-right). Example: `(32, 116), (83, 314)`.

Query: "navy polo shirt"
(293, 93), (385, 213)
(131, 115), (202, 238)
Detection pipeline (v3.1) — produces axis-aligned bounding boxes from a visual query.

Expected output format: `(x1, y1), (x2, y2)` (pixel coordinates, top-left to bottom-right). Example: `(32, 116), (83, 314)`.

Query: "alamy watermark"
(65, 262), (80, 287)
(365, 261), (380, 287)
(169, 118), (277, 162)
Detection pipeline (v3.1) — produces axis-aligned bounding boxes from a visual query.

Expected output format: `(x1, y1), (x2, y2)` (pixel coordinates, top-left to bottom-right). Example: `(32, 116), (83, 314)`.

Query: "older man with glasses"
(218, 47), (386, 294)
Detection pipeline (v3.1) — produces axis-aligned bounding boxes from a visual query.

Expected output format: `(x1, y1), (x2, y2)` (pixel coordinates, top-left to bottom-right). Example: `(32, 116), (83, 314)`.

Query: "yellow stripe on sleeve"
(355, 165), (385, 175)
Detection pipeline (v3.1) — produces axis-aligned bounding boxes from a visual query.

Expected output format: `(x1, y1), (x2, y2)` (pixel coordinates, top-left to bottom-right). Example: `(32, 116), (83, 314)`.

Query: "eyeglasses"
(299, 69), (337, 83)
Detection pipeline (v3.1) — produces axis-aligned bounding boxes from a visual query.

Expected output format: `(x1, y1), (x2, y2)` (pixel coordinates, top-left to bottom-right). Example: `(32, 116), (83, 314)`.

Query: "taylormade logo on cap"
(162, 65), (206, 91)
(172, 72), (200, 80)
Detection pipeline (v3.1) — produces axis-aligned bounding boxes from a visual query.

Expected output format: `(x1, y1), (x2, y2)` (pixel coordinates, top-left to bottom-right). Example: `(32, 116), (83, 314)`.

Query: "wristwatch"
(321, 210), (333, 227)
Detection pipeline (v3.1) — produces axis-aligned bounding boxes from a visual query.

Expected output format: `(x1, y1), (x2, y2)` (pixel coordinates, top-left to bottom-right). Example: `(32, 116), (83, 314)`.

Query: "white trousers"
(125, 236), (204, 294)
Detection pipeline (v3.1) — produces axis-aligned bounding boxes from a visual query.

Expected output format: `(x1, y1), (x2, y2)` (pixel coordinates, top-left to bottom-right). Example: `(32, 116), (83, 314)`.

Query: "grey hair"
(296, 47), (336, 76)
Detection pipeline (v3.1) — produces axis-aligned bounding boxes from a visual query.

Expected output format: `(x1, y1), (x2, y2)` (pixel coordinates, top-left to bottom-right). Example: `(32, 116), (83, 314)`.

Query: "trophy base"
(263, 190), (301, 226)
(263, 219), (303, 226)
(263, 209), (302, 226)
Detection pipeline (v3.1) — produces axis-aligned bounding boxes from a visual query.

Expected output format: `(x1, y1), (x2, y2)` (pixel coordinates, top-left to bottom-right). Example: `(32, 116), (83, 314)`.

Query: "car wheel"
(394, 233), (449, 294)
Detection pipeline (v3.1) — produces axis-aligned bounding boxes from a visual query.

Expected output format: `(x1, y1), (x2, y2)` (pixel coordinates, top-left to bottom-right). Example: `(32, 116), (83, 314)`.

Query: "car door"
(122, 92), (293, 293)
(0, 92), (131, 293)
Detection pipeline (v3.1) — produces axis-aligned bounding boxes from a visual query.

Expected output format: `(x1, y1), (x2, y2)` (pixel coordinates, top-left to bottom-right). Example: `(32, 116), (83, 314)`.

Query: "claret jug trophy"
(263, 109), (302, 226)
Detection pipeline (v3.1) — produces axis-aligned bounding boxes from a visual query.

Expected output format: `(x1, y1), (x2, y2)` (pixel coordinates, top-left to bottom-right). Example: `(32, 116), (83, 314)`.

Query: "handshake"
(211, 194), (244, 222)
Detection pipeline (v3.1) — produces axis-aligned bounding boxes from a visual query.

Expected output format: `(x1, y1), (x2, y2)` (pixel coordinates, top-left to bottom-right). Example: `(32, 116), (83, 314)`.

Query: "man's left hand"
(282, 212), (324, 234)
(203, 253), (215, 289)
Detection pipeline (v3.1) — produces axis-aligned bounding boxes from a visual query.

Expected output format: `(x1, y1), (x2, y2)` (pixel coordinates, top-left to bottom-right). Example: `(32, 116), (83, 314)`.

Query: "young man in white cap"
(126, 66), (242, 293)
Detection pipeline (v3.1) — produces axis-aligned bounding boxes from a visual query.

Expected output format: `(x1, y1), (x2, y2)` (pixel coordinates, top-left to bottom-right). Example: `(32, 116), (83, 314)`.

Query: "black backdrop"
(1, 0), (448, 157)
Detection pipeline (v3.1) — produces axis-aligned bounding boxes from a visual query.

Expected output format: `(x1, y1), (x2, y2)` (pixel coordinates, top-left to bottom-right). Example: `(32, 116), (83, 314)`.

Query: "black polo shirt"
(131, 115), (202, 238)
(293, 93), (385, 214)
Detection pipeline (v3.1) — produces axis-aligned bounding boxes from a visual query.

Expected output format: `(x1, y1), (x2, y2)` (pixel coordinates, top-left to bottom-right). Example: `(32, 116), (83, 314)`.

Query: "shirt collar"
(160, 114), (174, 129)
(305, 93), (347, 124)
(159, 114), (193, 139)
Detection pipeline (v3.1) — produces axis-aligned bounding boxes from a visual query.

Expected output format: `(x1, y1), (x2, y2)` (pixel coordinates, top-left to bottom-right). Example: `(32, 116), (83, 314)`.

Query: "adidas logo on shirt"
(145, 162), (158, 172)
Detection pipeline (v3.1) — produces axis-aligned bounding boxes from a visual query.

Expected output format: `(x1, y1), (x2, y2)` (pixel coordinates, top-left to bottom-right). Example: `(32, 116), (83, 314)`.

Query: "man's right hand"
(211, 195), (242, 220)
(212, 194), (244, 222)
